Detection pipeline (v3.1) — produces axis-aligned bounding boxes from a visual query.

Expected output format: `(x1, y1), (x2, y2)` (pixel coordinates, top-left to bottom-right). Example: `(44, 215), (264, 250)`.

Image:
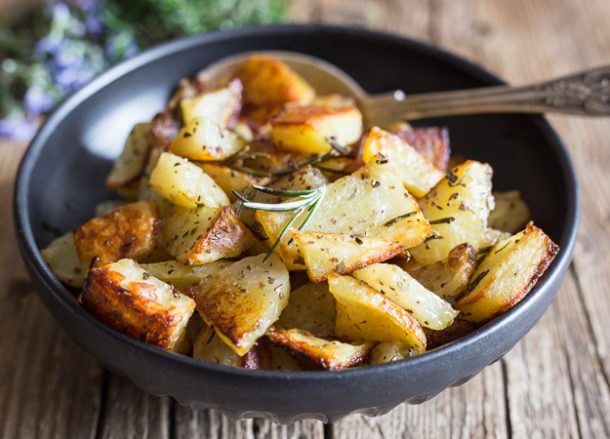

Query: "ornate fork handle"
(364, 65), (610, 123)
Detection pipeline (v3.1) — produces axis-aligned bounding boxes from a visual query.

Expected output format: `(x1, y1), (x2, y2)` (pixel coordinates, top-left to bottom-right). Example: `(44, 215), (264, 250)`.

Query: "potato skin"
(388, 122), (450, 172)
(73, 200), (161, 272)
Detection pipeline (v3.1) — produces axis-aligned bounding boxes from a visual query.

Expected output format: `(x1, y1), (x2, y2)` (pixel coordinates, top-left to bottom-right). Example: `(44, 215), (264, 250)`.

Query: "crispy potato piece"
(256, 165), (431, 270)
(150, 110), (180, 148)
(234, 55), (315, 124)
(489, 190), (531, 233)
(316, 156), (363, 181)
(387, 122), (450, 171)
(328, 274), (427, 353)
(310, 94), (356, 108)
(270, 344), (302, 371)
(353, 263), (458, 330)
(242, 338), (272, 370)
(106, 123), (152, 189)
(275, 282), (336, 337)
(180, 79), (241, 127)
(368, 342), (417, 365)
(456, 223), (559, 322)
(193, 324), (242, 367)
(425, 318), (478, 349)
(41, 233), (84, 288)
(170, 117), (245, 161)
(148, 152), (229, 208)
(405, 243), (477, 301)
(163, 205), (255, 265)
(266, 327), (373, 370)
(115, 179), (140, 201)
(362, 127), (444, 197)
(73, 200), (161, 272)
(293, 231), (406, 282)
(141, 260), (231, 291)
(137, 145), (165, 201)
(94, 199), (125, 217)
(198, 163), (269, 202)
(410, 160), (494, 265)
(480, 228), (512, 250)
(271, 106), (363, 155)
(187, 254), (290, 355)
(82, 258), (195, 350)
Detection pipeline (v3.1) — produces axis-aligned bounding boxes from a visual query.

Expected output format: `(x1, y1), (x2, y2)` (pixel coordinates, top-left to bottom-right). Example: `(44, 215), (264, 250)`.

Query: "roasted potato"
(480, 228), (512, 250)
(387, 122), (450, 172)
(198, 163), (269, 202)
(270, 344), (302, 371)
(266, 326), (373, 370)
(455, 223), (559, 322)
(170, 117), (246, 161)
(94, 199), (125, 217)
(425, 318), (477, 349)
(353, 263), (458, 330)
(41, 233), (84, 288)
(310, 94), (356, 109)
(410, 160), (494, 265)
(368, 342), (417, 365)
(141, 259), (231, 291)
(362, 127), (444, 197)
(163, 205), (255, 265)
(293, 231), (406, 282)
(148, 152), (230, 208)
(271, 106), (363, 155)
(193, 324), (242, 367)
(489, 190), (531, 233)
(275, 282), (336, 337)
(81, 258), (195, 350)
(187, 254), (290, 355)
(328, 274), (427, 353)
(233, 55), (315, 124)
(180, 79), (241, 127)
(73, 200), (161, 272)
(404, 243), (477, 301)
(106, 123), (152, 189)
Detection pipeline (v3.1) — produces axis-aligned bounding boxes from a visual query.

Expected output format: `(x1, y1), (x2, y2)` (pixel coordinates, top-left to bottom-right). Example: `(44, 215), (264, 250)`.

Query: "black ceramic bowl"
(14, 25), (579, 423)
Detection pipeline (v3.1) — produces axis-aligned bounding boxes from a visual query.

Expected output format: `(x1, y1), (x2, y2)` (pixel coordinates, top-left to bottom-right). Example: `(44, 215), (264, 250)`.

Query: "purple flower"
(24, 87), (55, 116)
(0, 117), (37, 142)
(35, 36), (61, 56)
(51, 2), (71, 23)
(53, 62), (96, 93)
(85, 15), (104, 36)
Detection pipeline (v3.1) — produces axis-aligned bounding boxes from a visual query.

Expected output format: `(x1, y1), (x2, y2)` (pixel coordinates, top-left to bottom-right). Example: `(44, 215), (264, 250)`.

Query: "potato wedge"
(82, 258), (195, 350)
(489, 190), (531, 233)
(388, 122), (450, 172)
(275, 282), (336, 337)
(293, 231), (406, 282)
(455, 223), (559, 322)
(73, 200), (161, 272)
(41, 232), (84, 288)
(405, 243), (477, 301)
(163, 205), (255, 265)
(180, 79), (241, 127)
(353, 263), (458, 330)
(234, 55), (315, 124)
(328, 274), (427, 353)
(480, 228), (512, 250)
(368, 342), (417, 365)
(148, 152), (229, 208)
(270, 345), (302, 371)
(198, 163), (269, 202)
(266, 327), (373, 370)
(256, 166), (431, 270)
(106, 123), (152, 189)
(170, 117), (246, 161)
(150, 109), (180, 148)
(242, 338), (272, 370)
(271, 106), (363, 155)
(410, 160), (494, 265)
(187, 254), (290, 355)
(193, 324), (242, 367)
(141, 260), (231, 291)
(362, 127), (444, 197)
(425, 318), (477, 349)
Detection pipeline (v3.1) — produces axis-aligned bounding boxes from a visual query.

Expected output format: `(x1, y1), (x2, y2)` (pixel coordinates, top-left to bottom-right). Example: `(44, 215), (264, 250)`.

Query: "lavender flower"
(0, 117), (38, 142)
(24, 87), (55, 115)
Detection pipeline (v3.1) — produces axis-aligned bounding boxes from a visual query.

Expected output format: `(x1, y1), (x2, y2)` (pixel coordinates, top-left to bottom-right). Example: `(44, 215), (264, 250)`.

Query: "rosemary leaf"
(264, 206), (306, 262)
(251, 184), (318, 197)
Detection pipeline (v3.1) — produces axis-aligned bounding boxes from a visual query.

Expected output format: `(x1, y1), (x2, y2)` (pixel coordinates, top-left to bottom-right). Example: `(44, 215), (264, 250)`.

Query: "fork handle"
(364, 65), (610, 124)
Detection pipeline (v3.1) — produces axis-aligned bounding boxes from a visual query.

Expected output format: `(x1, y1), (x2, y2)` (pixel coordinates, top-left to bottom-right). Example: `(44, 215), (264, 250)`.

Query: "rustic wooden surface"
(1, 0), (609, 437)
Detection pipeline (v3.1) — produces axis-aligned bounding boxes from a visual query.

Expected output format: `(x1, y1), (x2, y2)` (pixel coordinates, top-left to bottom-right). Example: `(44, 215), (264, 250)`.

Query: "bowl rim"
(14, 23), (580, 382)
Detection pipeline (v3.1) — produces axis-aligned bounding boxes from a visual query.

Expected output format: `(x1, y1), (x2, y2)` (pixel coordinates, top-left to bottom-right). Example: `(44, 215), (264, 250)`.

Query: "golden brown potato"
(410, 160), (494, 265)
(266, 327), (373, 370)
(163, 205), (255, 265)
(180, 79), (241, 127)
(368, 342), (417, 365)
(81, 258), (195, 351)
(170, 117), (246, 161)
(310, 94), (356, 108)
(148, 152), (230, 208)
(362, 127), (444, 197)
(241, 338), (272, 370)
(94, 199), (125, 217)
(480, 228), (512, 250)
(405, 243), (477, 301)
(106, 123), (152, 189)
(293, 231), (406, 282)
(198, 163), (269, 202)
(275, 282), (336, 337)
(41, 233), (84, 288)
(73, 200), (161, 272)
(269, 345), (302, 371)
(233, 55), (315, 124)
(489, 190), (531, 233)
(456, 223), (559, 322)
(328, 274), (427, 353)
(353, 263), (458, 330)
(187, 254), (290, 355)
(387, 122), (450, 172)
(271, 106), (363, 155)
(141, 259), (231, 291)
(193, 324), (242, 367)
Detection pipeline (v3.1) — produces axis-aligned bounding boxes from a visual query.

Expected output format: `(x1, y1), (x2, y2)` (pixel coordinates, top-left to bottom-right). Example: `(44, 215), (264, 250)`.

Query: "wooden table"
(1, 0), (609, 437)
